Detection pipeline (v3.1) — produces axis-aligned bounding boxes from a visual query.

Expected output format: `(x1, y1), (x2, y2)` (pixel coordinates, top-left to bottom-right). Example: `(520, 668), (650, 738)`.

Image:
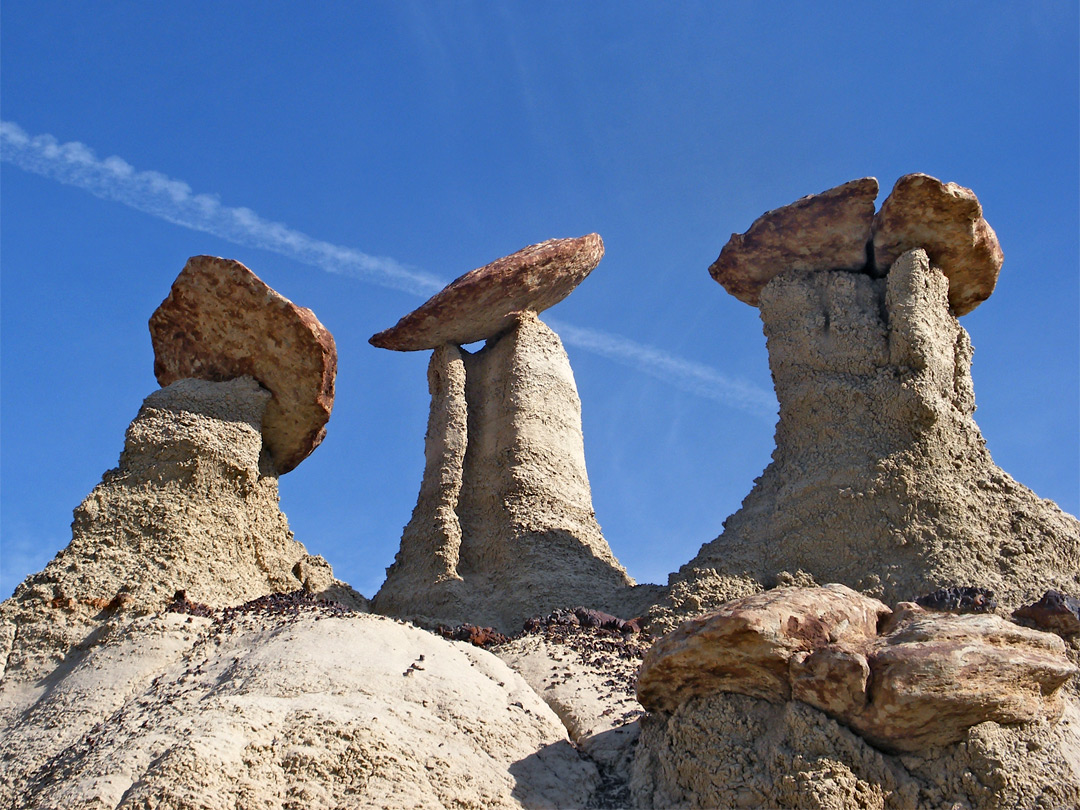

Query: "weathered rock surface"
(665, 249), (1080, 621)
(0, 378), (359, 713)
(844, 603), (1077, 751)
(1, 608), (599, 810)
(872, 173), (1003, 315)
(632, 691), (1080, 810)
(638, 587), (1077, 754)
(708, 178), (878, 305)
(370, 234), (604, 351)
(150, 255), (337, 473)
(373, 312), (634, 631)
(637, 585), (889, 713)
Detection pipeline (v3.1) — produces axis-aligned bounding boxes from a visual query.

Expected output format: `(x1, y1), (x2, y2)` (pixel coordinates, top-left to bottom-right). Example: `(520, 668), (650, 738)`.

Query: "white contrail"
(1, 120), (776, 416)
(547, 318), (776, 415)
(0, 121), (443, 296)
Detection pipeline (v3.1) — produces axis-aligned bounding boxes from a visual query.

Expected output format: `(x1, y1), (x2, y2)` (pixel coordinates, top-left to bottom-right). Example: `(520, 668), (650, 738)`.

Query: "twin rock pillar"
(373, 312), (632, 630)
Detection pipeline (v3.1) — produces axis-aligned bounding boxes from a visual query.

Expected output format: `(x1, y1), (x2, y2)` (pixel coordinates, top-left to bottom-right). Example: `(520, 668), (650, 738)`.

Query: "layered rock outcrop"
(672, 233), (1079, 617)
(633, 585), (1080, 808)
(371, 237), (634, 631)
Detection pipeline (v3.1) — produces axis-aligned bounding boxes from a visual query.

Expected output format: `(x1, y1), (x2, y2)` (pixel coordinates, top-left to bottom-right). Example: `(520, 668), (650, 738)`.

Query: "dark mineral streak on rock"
(915, 586), (997, 614)
(1014, 590), (1080, 638)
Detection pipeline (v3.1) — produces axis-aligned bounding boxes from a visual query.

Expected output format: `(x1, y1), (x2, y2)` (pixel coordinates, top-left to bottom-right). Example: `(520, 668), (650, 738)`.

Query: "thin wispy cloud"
(0, 121), (443, 296)
(1, 120), (776, 416)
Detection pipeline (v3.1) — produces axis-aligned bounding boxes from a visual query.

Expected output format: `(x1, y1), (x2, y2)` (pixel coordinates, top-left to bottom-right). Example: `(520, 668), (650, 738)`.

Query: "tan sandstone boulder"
(872, 173), (1003, 315)
(637, 585), (889, 713)
(150, 255), (337, 473)
(708, 177), (878, 305)
(369, 234), (604, 350)
(637, 587), (1077, 753)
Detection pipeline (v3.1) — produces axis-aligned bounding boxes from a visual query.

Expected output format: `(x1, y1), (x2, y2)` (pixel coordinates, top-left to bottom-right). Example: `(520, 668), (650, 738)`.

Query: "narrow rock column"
(372, 345), (469, 618)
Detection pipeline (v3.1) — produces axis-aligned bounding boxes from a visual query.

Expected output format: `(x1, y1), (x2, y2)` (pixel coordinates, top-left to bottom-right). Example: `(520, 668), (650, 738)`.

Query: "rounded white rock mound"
(4, 607), (599, 809)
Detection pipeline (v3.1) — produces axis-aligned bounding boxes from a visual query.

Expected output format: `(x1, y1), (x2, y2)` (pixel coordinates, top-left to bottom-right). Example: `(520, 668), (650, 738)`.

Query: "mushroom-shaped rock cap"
(370, 234), (604, 351)
(708, 178), (878, 306)
(872, 173), (1003, 316)
(149, 256), (337, 474)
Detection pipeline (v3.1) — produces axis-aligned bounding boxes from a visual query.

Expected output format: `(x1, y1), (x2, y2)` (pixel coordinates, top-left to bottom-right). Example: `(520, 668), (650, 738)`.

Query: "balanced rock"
(372, 312), (634, 630)
(637, 587), (1077, 753)
(708, 177), (878, 305)
(666, 249), (1080, 617)
(872, 173), (1003, 315)
(637, 585), (889, 713)
(370, 234), (604, 351)
(149, 255), (337, 473)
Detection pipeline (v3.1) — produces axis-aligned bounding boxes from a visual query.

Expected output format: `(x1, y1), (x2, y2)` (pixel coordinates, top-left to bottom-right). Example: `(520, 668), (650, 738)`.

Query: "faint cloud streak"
(1, 119), (776, 417)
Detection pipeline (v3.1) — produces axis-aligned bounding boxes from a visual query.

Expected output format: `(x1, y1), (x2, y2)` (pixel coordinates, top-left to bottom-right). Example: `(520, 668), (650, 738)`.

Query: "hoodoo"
(370, 235), (635, 630)
(669, 175), (1079, 617)
(0, 258), (354, 709)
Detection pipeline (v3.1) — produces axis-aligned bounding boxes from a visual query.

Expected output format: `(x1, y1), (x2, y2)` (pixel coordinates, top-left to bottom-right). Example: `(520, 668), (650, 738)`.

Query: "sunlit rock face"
(0, 378), (359, 710)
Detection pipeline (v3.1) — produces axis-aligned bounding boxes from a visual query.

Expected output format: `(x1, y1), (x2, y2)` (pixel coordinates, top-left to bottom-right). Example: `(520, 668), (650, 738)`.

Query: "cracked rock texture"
(667, 249), (1080, 622)
(0, 377), (360, 713)
(1, 609), (599, 810)
(638, 586), (1076, 754)
(373, 312), (634, 631)
(631, 691), (1080, 810)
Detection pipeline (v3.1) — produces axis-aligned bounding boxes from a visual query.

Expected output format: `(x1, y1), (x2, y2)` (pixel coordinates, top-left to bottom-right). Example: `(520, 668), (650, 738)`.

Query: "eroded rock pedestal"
(0, 379), (359, 715)
(671, 248), (1080, 615)
(373, 312), (633, 630)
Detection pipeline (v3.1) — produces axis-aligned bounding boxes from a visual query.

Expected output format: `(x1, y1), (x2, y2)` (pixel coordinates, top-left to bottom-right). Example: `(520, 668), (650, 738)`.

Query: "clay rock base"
(669, 249), (1080, 618)
(0, 378), (357, 697)
(373, 313), (633, 631)
(1, 610), (598, 810)
(632, 692), (1080, 810)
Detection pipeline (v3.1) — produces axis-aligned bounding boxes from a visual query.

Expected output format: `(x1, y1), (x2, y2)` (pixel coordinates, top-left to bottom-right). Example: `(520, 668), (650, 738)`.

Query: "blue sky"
(2, 2), (1077, 599)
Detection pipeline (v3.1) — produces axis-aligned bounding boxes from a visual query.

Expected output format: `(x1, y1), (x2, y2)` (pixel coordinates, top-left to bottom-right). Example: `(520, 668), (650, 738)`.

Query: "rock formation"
(370, 233), (605, 350)
(1, 604), (599, 810)
(668, 176), (1080, 620)
(150, 255), (337, 474)
(637, 586), (1076, 752)
(1, 259), (356, 722)
(371, 236), (634, 631)
(872, 173), (1003, 314)
(708, 177), (879, 305)
(631, 691), (1080, 809)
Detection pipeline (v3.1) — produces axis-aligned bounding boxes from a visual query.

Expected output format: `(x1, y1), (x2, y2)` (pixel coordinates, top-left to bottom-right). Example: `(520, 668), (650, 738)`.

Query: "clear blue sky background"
(2, 2), (1077, 600)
